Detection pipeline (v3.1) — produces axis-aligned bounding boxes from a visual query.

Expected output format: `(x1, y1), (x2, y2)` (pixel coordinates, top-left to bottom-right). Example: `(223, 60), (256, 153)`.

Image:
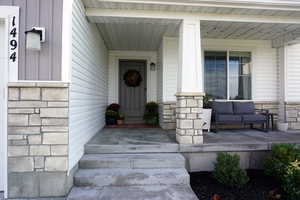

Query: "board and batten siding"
(69, 0), (108, 170)
(159, 38), (278, 102)
(285, 43), (300, 102)
(0, 0), (63, 80)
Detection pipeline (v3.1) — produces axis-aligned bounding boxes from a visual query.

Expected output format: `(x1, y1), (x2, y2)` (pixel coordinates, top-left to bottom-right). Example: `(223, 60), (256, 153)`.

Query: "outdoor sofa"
(211, 101), (269, 132)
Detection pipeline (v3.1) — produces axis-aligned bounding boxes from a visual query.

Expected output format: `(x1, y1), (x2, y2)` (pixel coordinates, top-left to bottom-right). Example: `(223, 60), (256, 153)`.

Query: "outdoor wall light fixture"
(150, 62), (156, 71)
(25, 27), (45, 51)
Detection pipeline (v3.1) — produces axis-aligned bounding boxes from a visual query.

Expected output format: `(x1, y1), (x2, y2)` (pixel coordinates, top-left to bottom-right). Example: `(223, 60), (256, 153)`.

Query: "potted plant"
(143, 102), (159, 126)
(117, 114), (125, 125)
(203, 94), (212, 132)
(107, 103), (120, 112)
(105, 110), (118, 125)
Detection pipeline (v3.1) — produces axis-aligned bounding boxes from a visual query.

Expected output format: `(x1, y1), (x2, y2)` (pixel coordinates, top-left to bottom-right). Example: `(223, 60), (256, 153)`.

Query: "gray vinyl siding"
(0, 0), (63, 80)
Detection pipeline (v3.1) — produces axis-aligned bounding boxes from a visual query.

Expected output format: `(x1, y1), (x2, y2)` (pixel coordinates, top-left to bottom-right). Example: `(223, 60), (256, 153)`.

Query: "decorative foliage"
(143, 101), (159, 125)
(117, 113), (125, 120)
(213, 152), (249, 188)
(105, 110), (118, 118)
(203, 94), (212, 109)
(264, 144), (300, 200)
(107, 103), (120, 112)
(123, 70), (143, 87)
(264, 144), (300, 181)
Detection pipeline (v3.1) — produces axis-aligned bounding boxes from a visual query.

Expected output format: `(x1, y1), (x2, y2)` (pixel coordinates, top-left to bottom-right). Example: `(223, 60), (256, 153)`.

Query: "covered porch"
(77, 0), (300, 145)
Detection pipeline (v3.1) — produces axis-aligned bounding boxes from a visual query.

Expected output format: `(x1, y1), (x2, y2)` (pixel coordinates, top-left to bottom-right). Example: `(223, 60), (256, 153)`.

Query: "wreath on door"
(123, 70), (143, 87)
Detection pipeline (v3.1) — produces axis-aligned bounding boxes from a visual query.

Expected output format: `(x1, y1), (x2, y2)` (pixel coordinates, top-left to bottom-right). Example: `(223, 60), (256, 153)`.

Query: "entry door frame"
(118, 59), (147, 121)
(0, 6), (19, 198)
(108, 51), (157, 104)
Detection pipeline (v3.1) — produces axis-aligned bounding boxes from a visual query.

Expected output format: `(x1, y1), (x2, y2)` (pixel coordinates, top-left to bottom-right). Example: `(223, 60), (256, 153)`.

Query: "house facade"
(1, 0), (300, 198)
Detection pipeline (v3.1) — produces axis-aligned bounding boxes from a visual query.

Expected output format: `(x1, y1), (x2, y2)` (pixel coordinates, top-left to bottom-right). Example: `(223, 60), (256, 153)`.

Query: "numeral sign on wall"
(9, 15), (18, 64)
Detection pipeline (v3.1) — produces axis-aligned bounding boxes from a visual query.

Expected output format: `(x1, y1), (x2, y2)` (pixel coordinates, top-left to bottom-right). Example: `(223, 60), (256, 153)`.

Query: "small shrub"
(282, 160), (300, 200)
(105, 110), (118, 118)
(264, 144), (300, 181)
(144, 102), (159, 125)
(213, 152), (249, 188)
(117, 113), (125, 120)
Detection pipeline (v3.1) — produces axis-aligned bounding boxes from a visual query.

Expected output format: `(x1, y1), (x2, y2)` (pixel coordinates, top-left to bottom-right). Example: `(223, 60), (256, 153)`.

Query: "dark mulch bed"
(190, 170), (283, 200)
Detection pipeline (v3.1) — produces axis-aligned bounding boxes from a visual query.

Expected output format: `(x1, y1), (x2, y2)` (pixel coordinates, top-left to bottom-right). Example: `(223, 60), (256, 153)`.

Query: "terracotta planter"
(117, 120), (124, 125)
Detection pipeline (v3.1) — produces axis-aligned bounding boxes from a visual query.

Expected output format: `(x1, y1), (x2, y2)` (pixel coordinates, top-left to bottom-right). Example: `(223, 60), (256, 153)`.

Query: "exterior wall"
(108, 50), (157, 104)
(7, 82), (72, 198)
(286, 103), (300, 130)
(69, 0), (109, 171)
(159, 102), (176, 130)
(0, 0), (63, 81)
(159, 38), (278, 102)
(285, 43), (300, 102)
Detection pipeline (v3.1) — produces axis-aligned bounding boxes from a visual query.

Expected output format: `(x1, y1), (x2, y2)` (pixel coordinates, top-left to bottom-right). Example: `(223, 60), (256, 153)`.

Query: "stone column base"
(175, 93), (204, 144)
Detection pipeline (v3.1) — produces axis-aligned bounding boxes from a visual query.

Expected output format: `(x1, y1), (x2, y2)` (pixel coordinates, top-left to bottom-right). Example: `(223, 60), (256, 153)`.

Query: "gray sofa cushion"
(212, 102), (234, 114)
(216, 114), (242, 123)
(233, 102), (255, 114)
(242, 114), (267, 122)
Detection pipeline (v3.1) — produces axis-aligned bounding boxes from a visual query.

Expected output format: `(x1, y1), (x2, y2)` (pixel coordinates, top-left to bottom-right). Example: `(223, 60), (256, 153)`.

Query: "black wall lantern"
(150, 62), (156, 71)
(25, 27), (45, 51)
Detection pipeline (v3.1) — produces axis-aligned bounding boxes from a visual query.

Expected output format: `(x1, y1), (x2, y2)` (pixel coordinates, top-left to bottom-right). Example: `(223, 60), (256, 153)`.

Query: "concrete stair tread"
(74, 168), (189, 187)
(79, 153), (185, 169)
(84, 144), (179, 154)
(68, 185), (199, 200)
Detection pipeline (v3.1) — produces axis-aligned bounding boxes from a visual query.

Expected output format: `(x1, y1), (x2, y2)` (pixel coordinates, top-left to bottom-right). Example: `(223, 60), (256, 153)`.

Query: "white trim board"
(0, 6), (19, 199)
(108, 50), (157, 104)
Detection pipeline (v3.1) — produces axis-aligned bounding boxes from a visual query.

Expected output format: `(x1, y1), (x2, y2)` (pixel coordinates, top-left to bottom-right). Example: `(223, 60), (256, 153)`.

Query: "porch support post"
(176, 19), (204, 144)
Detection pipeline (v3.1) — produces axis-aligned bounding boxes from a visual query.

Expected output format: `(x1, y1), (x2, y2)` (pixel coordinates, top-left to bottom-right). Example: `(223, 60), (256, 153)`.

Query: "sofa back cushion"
(233, 102), (255, 114)
(212, 101), (234, 114)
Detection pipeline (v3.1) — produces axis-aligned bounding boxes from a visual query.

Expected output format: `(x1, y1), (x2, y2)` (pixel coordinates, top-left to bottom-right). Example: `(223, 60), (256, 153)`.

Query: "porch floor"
(87, 128), (300, 153)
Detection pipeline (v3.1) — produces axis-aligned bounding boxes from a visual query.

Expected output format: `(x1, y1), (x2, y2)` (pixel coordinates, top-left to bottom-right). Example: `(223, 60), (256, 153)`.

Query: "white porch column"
(176, 19), (204, 144)
(278, 44), (300, 131)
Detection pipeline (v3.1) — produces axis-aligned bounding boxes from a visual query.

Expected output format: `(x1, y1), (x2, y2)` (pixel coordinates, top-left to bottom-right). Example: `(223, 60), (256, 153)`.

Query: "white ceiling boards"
(83, 0), (300, 50)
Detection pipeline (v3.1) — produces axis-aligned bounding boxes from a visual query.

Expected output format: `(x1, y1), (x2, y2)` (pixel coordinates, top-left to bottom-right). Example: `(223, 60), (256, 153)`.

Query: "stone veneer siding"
(160, 101), (280, 130)
(175, 94), (204, 144)
(285, 102), (300, 130)
(7, 82), (74, 198)
(159, 102), (176, 130)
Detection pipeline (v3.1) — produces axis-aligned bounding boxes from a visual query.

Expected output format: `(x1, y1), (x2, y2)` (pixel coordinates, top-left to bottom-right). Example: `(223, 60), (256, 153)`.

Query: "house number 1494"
(9, 16), (17, 62)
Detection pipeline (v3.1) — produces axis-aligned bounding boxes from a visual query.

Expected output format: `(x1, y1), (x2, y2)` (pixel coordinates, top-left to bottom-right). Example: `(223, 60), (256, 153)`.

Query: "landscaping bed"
(190, 170), (281, 200)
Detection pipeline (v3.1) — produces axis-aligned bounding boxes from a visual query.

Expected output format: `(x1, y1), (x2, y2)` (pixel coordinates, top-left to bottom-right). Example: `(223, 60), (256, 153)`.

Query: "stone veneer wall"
(176, 94), (204, 144)
(285, 102), (300, 130)
(159, 102), (176, 130)
(7, 82), (74, 198)
(159, 101), (280, 130)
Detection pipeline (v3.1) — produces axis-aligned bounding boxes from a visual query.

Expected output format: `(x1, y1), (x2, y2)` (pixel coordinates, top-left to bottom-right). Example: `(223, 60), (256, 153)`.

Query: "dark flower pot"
(106, 117), (117, 125)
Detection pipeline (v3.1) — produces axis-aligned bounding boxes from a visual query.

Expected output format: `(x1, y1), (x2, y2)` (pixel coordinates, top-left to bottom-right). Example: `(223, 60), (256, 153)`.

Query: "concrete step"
(79, 153), (186, 169)
(68, 185), (199, 200)
(74, 168), (190, 187)
(84, 144), (179, 154)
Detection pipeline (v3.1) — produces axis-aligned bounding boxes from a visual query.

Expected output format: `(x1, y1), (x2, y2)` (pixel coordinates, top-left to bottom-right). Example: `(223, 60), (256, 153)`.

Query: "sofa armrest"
(255, 109), (269, 115)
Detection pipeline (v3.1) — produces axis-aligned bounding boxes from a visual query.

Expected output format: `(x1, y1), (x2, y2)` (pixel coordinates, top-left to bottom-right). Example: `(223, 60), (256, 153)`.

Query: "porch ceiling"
(90, 17), (300, 50)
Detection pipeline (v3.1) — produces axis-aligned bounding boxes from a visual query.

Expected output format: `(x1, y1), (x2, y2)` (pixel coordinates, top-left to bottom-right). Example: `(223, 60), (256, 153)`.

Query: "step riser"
(79, 159), (185, 169)
(85, 144), (179, 154)
(74, 173), (190, 187)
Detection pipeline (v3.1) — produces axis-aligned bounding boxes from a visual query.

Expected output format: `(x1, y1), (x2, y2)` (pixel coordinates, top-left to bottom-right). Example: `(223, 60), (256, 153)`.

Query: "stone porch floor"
(87, 128), (300, 152)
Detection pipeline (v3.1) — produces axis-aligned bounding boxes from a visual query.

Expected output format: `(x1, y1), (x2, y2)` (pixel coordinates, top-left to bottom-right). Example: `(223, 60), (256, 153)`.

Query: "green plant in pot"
(143, 101), (159, 126)
(117, 113), (125, 125)
(105, 110), (118, 125)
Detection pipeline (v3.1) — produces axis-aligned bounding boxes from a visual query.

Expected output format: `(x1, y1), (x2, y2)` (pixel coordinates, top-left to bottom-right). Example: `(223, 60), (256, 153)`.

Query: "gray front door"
(119, 60), (146, 124)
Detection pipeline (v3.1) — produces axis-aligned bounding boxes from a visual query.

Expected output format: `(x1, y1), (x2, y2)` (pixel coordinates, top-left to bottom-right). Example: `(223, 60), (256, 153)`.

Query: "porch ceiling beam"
(86, 8), (300, 24)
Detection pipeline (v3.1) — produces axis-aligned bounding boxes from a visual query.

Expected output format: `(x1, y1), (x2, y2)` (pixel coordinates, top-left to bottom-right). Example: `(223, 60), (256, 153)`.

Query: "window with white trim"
(204, 51), (252, 100)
